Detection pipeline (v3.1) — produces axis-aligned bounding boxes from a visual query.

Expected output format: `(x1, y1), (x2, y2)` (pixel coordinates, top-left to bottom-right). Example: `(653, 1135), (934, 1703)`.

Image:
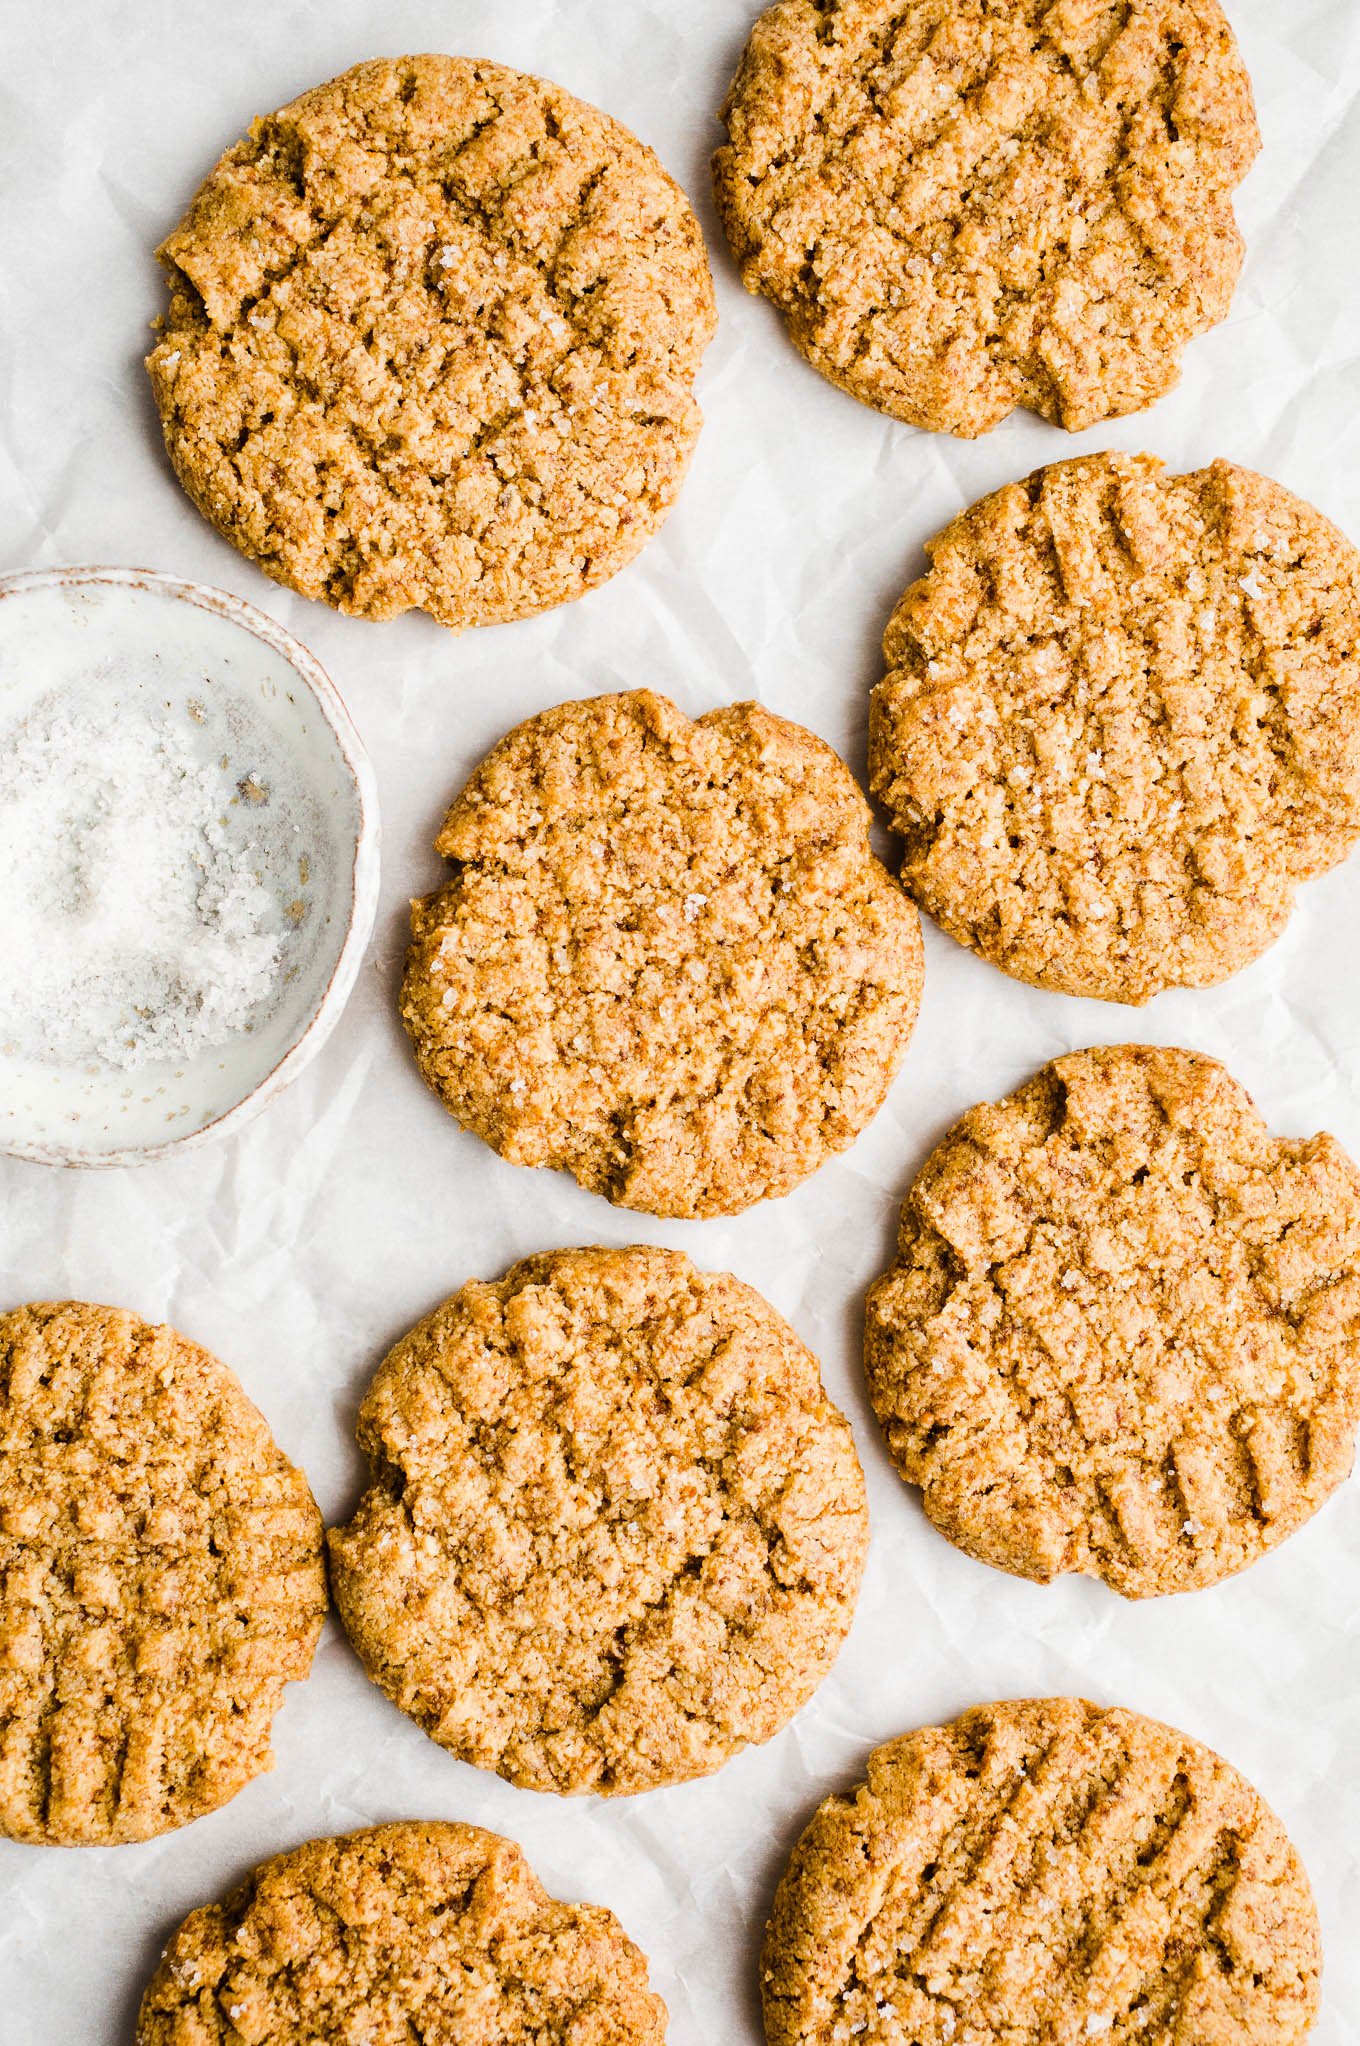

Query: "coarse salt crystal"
(684, 893), (707, 921)
(0, 701), (289, 1070)
(1240, 569), (1266, 601)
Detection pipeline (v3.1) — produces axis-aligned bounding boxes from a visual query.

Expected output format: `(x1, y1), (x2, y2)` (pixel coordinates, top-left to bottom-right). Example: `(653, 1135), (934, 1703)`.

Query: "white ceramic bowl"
(0, 566), (380, 1166)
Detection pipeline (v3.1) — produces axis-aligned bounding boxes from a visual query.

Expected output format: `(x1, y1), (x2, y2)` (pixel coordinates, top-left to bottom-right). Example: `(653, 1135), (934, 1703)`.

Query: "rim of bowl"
(0, 564), (382, 1169)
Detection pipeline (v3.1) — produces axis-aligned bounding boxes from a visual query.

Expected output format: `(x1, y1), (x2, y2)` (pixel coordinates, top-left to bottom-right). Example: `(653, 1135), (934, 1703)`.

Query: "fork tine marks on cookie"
(762, 1700), (1321, 2046)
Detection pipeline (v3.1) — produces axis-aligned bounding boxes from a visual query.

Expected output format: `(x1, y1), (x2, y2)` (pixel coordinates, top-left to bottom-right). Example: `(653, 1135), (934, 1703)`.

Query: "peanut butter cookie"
(401, 689), (924, 1218)
(865, 1045), (1360, 1597)
(714, 1), (1258, 436)
(0, 1301), (326, 1845)
(328, 1247), (869, 1794)
(135, 1820), (667, 2044)
(148, 55), (715, 627)
(763, 1698), (1321, 2046)
(870, 454), (1360, 1001)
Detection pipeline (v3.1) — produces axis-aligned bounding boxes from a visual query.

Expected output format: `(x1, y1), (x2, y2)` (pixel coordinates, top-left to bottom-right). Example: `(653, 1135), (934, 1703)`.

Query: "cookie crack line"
(864, 1044), (1360, 1599)
(0, 1301), (326, 1847)
(132, 1823), (668, 2043)
(714, 0), (1258, 435)
(762, 1701), (1321, 2046)
(869, 453), (1360, 1002)
(147, 54), (716, 629)
(327, 1246), (869, 1795)
(169, 73), (624, 371)
(401, 690), (924, 1218)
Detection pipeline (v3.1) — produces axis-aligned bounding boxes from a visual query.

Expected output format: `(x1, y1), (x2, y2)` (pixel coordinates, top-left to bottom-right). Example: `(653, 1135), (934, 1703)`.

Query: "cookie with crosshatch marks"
(134, 1820), (667, 2044)
(0, 1301), (325, 1845)
(864, 1044), (1360, 1597)
(713, 0), (1258, 437)
(762, 1698), (1321, 2046)
(400, 689), (924, 1218)
(147, 55), (715, 628)
(869, 453), (1360, 1002)
(327, 1246), (868, 1794)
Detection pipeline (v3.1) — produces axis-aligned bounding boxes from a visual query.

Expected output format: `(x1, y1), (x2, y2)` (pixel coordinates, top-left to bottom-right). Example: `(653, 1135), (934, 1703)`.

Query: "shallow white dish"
(0, 566), (380, 1167)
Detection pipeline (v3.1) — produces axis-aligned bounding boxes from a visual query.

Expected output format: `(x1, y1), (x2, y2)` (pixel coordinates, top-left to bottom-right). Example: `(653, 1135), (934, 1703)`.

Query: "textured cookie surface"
(714, 0), (1257, 436)
(763, 1697), (1321, 2046)
(329, 1246), (868, 1794)
(0, 1302), (325, 1845)
(401, 690), (924, 1218)
(870, 454), (1360, 1001)
(148, 55), (715, 627)
(135, 1820), (667, 2044)
(865, 1045), (1360, 1597)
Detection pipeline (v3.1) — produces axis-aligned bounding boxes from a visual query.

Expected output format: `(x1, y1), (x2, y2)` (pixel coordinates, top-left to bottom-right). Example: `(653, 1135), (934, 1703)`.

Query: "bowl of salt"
(0, 566), (379, 1166)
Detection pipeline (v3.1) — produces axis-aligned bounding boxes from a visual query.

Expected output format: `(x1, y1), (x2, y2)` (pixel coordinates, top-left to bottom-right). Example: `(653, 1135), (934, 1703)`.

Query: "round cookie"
(328, 1246), (869, 1794)
(713, 1), (1258, 437)
(865, 1045), (1360, 1597)
(763, 1697), (1321, 2046)
(0, 1301), (325, 1846)
(148, 55), (715, 628)
(401, 689), (924, 1218)
(135, 1820), (666, 2044)
(870, 454), (1360, 1001)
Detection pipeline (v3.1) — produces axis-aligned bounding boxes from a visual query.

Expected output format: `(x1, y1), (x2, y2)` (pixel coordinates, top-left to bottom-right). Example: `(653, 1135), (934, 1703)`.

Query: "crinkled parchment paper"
(1, 3), (1358, 2038)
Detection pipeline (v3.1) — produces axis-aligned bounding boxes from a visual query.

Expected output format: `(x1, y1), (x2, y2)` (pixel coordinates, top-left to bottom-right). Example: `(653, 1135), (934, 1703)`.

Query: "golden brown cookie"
(0, 1301), (325, 1846)
(713, 1), (1258, 437)
(763, 1697), (1322, 2046)
(869, 454), (1360, 1001)
(328, 1246), (869, 1794)
(401, 689), (924, 1218)
(148, 55), (715, 628)
(865, 1045), (1360, 1597)
(134, 1820), (667, 2044)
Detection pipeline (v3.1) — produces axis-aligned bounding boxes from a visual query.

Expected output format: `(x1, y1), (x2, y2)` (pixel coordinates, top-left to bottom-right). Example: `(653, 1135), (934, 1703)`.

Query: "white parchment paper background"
(2, 2), (1359, 2038)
